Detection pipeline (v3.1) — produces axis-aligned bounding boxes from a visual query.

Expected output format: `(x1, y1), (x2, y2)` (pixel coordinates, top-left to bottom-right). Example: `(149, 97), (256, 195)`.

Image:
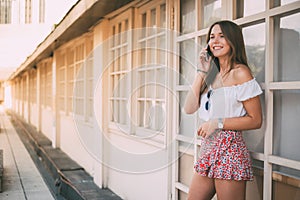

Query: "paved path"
(0, 106), (54, 200)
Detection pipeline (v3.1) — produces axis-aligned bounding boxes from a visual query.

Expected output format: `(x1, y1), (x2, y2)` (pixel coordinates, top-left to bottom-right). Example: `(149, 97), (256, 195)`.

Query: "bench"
(0, 149), (3, 192)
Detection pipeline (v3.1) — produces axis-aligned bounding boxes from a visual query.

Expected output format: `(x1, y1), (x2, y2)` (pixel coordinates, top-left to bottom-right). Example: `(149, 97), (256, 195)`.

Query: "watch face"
(218, 122), (223, 129)
(218, 118), (223, 129)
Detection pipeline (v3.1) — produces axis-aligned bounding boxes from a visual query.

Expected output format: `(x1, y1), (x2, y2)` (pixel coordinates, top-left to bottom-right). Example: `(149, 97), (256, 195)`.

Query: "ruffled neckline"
(209, 78), (257, 91)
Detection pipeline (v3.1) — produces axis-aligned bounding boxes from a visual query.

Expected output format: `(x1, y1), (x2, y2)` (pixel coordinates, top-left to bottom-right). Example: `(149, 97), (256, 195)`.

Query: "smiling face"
(208, 24), (231, 59)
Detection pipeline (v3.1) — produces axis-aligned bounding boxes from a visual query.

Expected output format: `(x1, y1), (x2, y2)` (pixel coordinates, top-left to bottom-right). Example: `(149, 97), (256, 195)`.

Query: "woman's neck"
(218, 57), (231, 75)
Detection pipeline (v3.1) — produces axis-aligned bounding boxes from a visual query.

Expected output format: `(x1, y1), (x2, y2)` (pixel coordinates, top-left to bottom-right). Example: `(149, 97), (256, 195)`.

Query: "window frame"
(173, 0), (300, 199)
(134, 0), (167, 143)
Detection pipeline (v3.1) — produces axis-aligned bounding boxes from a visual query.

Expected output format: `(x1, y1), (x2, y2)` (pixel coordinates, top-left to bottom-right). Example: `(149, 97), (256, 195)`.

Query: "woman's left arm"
(198, 96), (262, 138)
(222, 96), (262, 130)
(223, 65), (262, 130)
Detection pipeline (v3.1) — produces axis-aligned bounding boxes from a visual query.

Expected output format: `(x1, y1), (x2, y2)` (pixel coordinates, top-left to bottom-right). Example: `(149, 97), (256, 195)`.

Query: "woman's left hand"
(197, 119), (218, 138)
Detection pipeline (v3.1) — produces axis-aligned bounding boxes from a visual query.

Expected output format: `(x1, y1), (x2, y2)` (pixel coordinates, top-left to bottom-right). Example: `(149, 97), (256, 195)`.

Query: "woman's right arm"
(184, 46), (211, 114)
(183, 73), (206, 114)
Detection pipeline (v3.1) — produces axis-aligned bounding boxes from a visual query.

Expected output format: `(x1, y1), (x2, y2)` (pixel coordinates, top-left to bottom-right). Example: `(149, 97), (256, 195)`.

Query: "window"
(107, 1), (167, 142)
(272, 12), (300, 175)
(39, 0), (45, 23)
(40, 64), (46, 107)
(67, 35), (94, 122)
(178, 39), (197, 138)
(67, 48), (75, 113)
(57, 51), (67, 112)
(201, 0), (222, 28)
(46, 61), (52, 107)
(30, 70), (37, 104)
(136, 1), (167, 138)
(0, 0), (12, 24)
(40, 60), (52, 108)
(73, 43), (85, 116)
(85, 36), (94, 120)
(180, 0), (195, 34)
(108, 9), (132, 132)
(242, 23), (266, 153)
(25, 0), (32, 24)
(22, 75), (27, 105)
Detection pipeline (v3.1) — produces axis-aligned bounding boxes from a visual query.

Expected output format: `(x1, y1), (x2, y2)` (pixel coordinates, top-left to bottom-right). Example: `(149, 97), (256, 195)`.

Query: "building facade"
(0, 0), (77, 80)
(6, 0), (300, 199)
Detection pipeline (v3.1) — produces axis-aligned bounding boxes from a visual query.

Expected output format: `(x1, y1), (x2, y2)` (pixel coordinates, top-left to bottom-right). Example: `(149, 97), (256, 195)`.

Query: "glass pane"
(152, 102), (166, 131)
(156, 68), (165, 99)
(243, 0), (265, 17)
(179, 40), (196, 85)
(141, 101), (151, 128)
(140, 41), (146, 65)
(179, 91), (196, 137)
(150, 8), (156, 27)
(178, 153), (193, 186)
(146, 70), (155, 98)
(243, 23), (266, 83)
(148, 38), (156, 62)
(119, 74), (127, 98)
(180, 0), (195, 34)
(272, 164), (300, 200)
(273, 164), (300, 180)
(282, 0), (299, 5)
(274, 0), (299, 6)
(120, 100), (127, 125)
(243, 94), (265, 153)
(273, 90), (300, 161)
(141, 13), (146, 37)
(274, 13), (300, 82)
(202, 0), (222, 28)
(160, 4), (166, 28)
(158, 35), (166, 65)
(113, 100), (119, 122)
(138, 71), (146, 98)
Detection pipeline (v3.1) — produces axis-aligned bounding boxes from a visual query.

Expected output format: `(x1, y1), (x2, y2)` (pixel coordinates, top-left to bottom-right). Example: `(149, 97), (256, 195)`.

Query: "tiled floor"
(0, 106), (54, 200)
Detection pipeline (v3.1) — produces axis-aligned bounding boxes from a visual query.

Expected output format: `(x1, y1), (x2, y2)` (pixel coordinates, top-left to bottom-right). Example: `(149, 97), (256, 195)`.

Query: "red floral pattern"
(194, 130), (253, 181)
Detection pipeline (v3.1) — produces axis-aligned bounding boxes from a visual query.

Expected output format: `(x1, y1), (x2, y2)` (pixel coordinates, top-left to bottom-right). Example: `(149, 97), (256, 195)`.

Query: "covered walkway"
(0, 105), (54, 200)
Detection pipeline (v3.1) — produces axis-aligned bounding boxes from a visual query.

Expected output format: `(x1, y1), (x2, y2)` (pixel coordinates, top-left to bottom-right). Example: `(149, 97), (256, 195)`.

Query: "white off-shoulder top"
(198, 78), (263, 121)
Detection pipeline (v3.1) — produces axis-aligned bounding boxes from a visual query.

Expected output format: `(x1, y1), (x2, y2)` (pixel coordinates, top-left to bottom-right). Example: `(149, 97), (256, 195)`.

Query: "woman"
(184, 20), (262, 200)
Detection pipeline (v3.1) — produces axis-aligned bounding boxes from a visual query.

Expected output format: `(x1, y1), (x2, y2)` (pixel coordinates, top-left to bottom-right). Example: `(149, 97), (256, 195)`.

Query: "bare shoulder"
(232, 64), (253, 85)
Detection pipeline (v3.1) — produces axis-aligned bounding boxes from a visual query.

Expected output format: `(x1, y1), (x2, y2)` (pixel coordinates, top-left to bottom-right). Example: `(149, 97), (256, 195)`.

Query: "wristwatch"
(218, 118), (224, 129)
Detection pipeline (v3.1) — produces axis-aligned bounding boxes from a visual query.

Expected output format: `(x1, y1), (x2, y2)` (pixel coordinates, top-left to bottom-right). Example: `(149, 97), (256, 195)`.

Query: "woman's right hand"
(197, 45), (212, 73)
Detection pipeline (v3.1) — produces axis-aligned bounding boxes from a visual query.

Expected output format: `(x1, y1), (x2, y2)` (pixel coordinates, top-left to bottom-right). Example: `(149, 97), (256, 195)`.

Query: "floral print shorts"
(194, 130), (253, 181)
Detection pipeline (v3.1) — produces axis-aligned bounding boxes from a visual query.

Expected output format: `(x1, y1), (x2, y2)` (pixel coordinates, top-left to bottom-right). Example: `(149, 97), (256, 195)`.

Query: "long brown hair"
(200, 20), (249, 94)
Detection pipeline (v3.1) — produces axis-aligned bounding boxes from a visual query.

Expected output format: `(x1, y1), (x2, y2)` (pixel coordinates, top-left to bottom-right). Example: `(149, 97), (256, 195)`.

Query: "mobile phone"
(206, 44), (212, 60)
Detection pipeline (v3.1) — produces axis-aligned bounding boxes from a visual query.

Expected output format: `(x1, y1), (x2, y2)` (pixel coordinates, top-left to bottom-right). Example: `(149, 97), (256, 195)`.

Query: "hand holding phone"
(197, 44), (212, 73)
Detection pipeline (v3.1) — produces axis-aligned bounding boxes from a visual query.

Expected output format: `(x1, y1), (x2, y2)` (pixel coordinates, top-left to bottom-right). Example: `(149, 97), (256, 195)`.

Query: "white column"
(52, 55), (59, 148)
(36, 66), (41, 132)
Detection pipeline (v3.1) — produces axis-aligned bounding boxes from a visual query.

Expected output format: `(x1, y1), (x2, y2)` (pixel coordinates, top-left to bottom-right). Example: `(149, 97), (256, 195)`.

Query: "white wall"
(41, 107), (53, 140)
(59, 115), (102, 179)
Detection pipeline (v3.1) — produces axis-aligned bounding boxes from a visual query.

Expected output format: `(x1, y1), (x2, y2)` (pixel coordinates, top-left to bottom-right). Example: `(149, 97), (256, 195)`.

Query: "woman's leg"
(214, 179), (246, 200)
(187, 173), (216, 200)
